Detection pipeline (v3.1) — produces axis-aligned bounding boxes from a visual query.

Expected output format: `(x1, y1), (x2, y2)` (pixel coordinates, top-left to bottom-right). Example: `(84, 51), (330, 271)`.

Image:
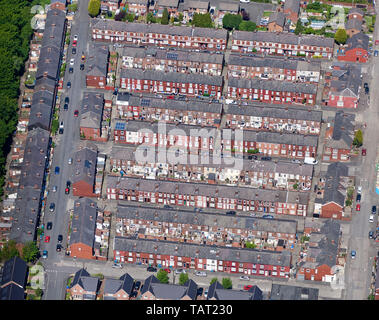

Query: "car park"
(49, 203), (55, 212)
(195, 271), (207, 277)
(47, 222), (52, 230)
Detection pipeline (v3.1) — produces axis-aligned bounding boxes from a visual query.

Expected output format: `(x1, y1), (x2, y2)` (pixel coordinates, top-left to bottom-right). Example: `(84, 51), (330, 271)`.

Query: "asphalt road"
(42, 0), (91, 300)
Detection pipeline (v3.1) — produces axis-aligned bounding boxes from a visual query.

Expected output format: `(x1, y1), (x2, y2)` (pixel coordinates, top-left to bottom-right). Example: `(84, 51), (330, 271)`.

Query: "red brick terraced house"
(80, 92), (106, 142)
(314, 163), (350, 220)
(109, 146), (314, 191)
(222, 130), (318, 159)
(115, 93), (222, 127)
(227, 78), (317, 106)
(115, 204), (298, 250)
(106, 176), (310, 215)
(337, 32), (369, 63)
(297, 219), (341, 282)
(90, 19), (228, 51)
(231, 31), (334, 59)
(322, 111), (355, 162)
(125, 0), (150, 16)
(224, 103), (322, 135)
(86, 45), (109, 89)
(113, 120), (216, 154)
(283, 0), (300, 24)
(113, 237), (292, 277)
(324, 62), (361, 109)
(228, 55), (320, 83)
(122, 46), (224, 76)
(120, 69), (223, 98)
(70, 142), (98, 197)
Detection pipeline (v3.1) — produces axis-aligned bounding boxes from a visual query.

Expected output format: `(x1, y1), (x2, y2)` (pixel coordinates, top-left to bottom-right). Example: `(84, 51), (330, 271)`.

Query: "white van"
(304, 157), (318, 165)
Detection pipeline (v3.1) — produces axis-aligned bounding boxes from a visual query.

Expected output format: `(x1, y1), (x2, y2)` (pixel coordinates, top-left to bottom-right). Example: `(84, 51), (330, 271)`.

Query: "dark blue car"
(54, 166), (60, 174)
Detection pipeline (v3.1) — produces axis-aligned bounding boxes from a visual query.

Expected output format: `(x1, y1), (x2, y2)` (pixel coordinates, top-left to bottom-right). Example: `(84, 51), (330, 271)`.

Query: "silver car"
(195, 271), (207, 277)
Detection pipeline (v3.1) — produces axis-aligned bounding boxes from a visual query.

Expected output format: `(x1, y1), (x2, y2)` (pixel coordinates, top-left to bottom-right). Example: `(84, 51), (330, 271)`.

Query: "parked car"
(375, 50), (378, 57)
(63, 103), (68, 111)
(356, 203), (360, 212)
(375, 40), (379, 45)
(56, 244), (62, 252)
(195, 271), (207, 277)
(146, 266), (157, 272)
(42, 250), (48, 259)
(58, 234), (63, 243)
(69, 67), (73, 73)
(64, 97), (69, 104)
(49, 203), (55, 212)
(44, 236), (50, 243)
(74, 109), (79, 117)
(68, 157), (73, 165)
(65, 181), (71, 194)
(72, 47), (76, 54)
(351, 250), (356, 259)
(369, 231), (374, 239)
(52, 185), (57, 193)
(80, 64), (84, 71)
(72, 40), (77, 47)
(369, 214), (374, 223)
(356, 194), (361, 203)
(69, 58), (75, 66)
(174, 269), (186, 275)
(134, 281), (141, 291)
(204, 288), (208, 298)
(197, 287), (204, 296)
(372, 206), (377, 214)
(226, 211), (236, 216)
(47, 222), (52, 230)
(292, 159), (301, 164)
(243, 285), (253, 291)
(55, 166), (60, 174)
(59, 127), (64, 134)
(239, 275), (250, 281)
(73, 34), (78, 41)
(362, 148), (366, 156)
(263, 215), (274, 219)
(261, 156), (272, 161)
(67, 81), (71, 88)
(112, 263), (123, 269)
(357, 186), (362, 194)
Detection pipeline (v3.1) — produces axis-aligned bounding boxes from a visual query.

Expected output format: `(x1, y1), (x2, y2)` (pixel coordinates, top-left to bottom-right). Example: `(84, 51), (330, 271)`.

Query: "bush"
(179, 273), (189, 285)
(223, 13), (242, 30)
(334, 28), (348, 44)
(157, 269), (169, 283)
(88, 0), (101, 18)
(222, 278), (232, 289)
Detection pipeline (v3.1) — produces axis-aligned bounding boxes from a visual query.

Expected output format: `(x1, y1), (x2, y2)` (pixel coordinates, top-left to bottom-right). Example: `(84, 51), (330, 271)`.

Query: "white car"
(240, 0), (250, 2)
(357, 186), (362, 194)
(68, 158), (73, 165)
(239, 275), (250, 281)
(174, 269), (187, 275)
(369, 214), (374, 223)
(112, 263), (123, 269)
(69, 58), (75, 66)
(195, 271), (207, 277)
(73, 34), (78, 41)
(52, 186), (57, 193)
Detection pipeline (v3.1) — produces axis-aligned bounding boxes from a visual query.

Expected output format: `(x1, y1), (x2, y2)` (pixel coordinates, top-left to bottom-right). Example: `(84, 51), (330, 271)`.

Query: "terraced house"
(125, 0), (150, 16)
(106, 177), (309, 216)
(121, 46), (224, 76)
(228, 55), (320, 83)
(120, 69), (223, 98)
(228, 78), (317, 105)
(224, 104), (322, 135)
(231, 31), (334, 59)
(115, 204), (298, 250)
(91, 19), (228, 51)
(115, 94), (222, 127)
(109, 146), (314, 191)
(113, 237), (292, 277)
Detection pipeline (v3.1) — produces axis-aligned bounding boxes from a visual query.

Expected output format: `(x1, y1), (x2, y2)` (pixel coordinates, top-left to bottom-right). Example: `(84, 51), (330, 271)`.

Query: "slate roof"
(103, 273), (134, 296)
(232, 31), (334, 48)
(207, 281), (262, 300)
(80, 92), (104, 129)
(91, 19), (228, 40)
(126, 0), (149, 5)
(330, 63), (361, 97)
(325, 111), (355, 150)
(122, 46), (224, 65)
(300, 219), (341, 269)
(183, 0), (210, 10)
(268, 11), (285, 26)
(315, 162), (349, 207)
(108, 176), (310, 205)
(36, 45), (61, 81)
(157, 0), (179, 8)
(126, 95), (223, 114)
(270, 284), (319, 300)
(283, 0), (300, 15)
(28, 89), (54, 131)
(71, 142), (98, 186)
(228, 77), (317, 94)
(228, 54), (297, 70)
(41, 8), (66, 49)
(0, 284), (25, 300)
(0, 257), (28, 289)
(34, 77), (56, 93)
(141, 275), (198, 299)
(348, 7), (364, 16)
(69, 198), (97, 248)
(117, 204), (298, 234)
(218, 2), (239, 12)
(224, 103), (322, 122)
(71, 268), (100, 293)
(115, 237), (292, 267)
(87, 45), (109, 77)
(345, 32), (369, 51)
(120, 68), (223, 86)
(346, 18), (362, 31)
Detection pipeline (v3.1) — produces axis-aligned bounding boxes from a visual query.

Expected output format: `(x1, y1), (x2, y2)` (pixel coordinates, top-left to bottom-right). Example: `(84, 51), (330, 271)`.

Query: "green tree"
(179, 272), (189, 285)
(239, 20), (257, 32)
(178, 13), (183, 22)
(294, 19), (304, 35)
(22, 241), (39, 263)
(147, 12), (156, 23)
(222, 13), (242, 30)
(161, 8), (169, 25)
(0, 240), (19, 262)
(221, 277), (232, 289)
(157, 269), (169, 283)
(210, 277), (218, 285)
(192, 13), (213, 28)
(88, 0), (101, 18)
(334, 28), (348, 44)
(353, 129), (363, 147)
(35, 288), (43, 298)
(245, 241), (257, 248)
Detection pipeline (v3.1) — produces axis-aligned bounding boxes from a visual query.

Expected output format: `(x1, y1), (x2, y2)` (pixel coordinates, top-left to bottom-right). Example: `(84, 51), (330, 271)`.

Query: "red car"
(362, 148), (366, 156)
(44, 236), (50, 243)
(74, 110), (79, 117)
(356, 204), (361, 212)
(72, 40), (77, 47)
(167, 95), (174, 99)
(164, 268), (171, 273)
(375, 40), (379, 45)
(243, 285), (253, 291)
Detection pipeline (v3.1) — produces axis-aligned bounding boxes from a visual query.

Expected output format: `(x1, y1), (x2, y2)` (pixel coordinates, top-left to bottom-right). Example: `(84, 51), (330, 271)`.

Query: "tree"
(245, 241), (257, 249)
(179, 272), (189, 285)
(239, 20), (257, 32)
(222, 13), (242, 30)
(35, 288), (43, 298)
(88, 0), (101, 18)
(178, 13), (183, 22)
(192, 13), (213, 28)
(22, 241), (39, 263)
(156, 269), (169, 284)
(210, 277), (218, 285)
(161, 8), (169, 25)
(147, 12), (156, 23)
(353, 129), (363, 147)
(0, 240), (19, 262)
(334, 28), (348, 44)
(115, 10), (126, 21)
(221, 277), (232, 289)
(294, 19), (304, 35)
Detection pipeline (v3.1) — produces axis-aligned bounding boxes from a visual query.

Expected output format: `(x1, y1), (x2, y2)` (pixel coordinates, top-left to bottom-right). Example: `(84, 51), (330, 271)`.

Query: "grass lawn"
(262, 11), (272, 17)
